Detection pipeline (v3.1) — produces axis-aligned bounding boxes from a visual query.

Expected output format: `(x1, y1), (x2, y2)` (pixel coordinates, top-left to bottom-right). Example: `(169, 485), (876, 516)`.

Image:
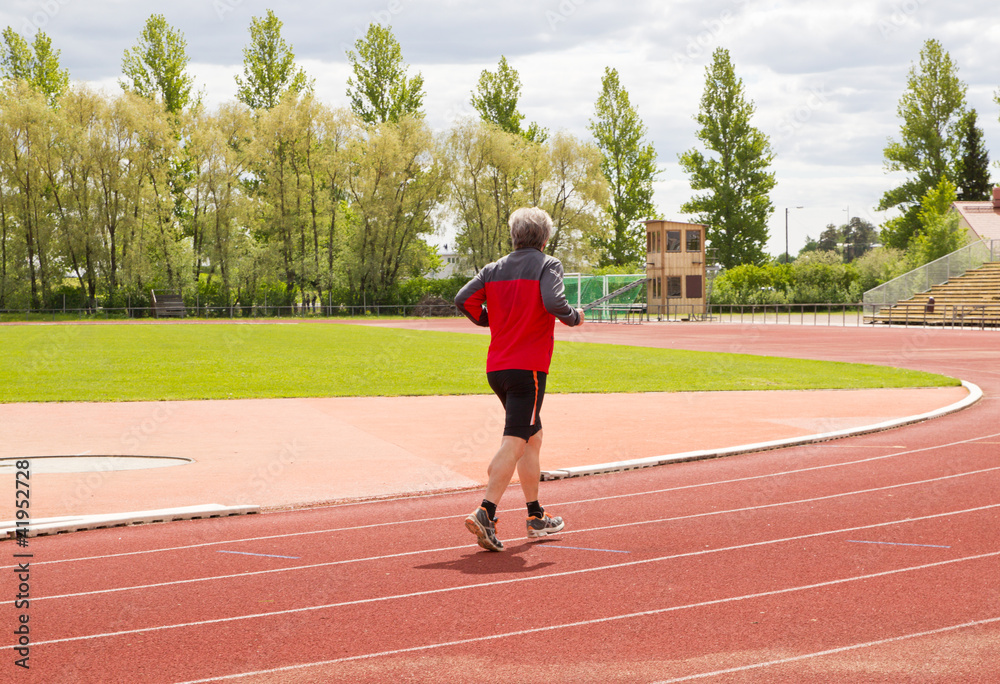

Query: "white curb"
(541, 381), (982, 481)
(2, 503), (260, 539)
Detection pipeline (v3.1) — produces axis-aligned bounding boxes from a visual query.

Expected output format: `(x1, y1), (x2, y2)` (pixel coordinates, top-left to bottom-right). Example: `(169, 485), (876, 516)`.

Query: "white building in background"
(428, 244), (463, 279)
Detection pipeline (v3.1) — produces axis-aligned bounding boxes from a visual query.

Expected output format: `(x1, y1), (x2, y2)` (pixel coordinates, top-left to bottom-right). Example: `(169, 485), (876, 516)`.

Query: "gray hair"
(509, 207), (552, 250)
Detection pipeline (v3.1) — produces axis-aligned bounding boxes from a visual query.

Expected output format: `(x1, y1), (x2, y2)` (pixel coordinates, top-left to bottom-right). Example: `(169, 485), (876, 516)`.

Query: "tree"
(1, 28), (69, 105)
(879, 39), (967, 249)
(955, 109), (991, 201)
(120, 14), (195, 115)
(341, 116), (444, 302)
(470, 56), (547, 143)
(445, 120), (606, 272)
(816, 224), (841, 253)
(538, 131), (607, 269)
(345, 24), (424, 124)
(445, 119), (532, 270)
(841, 217), (878, 262)
(588, 67), (658, 267)
(907, 176), (968, 266)
(235, 9), (309, 110)
(798, 235), (819, 257)
(0, 81), (56, 308)
(679, 48), (776, 269)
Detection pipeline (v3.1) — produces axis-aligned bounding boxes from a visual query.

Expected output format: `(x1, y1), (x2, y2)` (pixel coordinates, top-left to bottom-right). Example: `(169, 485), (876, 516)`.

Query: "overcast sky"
(4, 0), (1000, 256)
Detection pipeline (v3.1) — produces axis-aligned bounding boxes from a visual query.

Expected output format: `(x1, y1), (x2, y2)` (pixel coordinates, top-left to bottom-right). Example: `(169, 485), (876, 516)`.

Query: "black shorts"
(486, 369), (547, 441)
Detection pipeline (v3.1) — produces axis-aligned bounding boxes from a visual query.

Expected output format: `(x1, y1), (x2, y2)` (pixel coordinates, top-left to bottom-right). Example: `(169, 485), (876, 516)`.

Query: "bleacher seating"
(867, 262), (1000, 327)
(151, 291), (187, 318)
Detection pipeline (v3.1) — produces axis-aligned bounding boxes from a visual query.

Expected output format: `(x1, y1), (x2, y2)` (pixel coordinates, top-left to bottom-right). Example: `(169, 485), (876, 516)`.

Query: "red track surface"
(4, 323), (999, 683)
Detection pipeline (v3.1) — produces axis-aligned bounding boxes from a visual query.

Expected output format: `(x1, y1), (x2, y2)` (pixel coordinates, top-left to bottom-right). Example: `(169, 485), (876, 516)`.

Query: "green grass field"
(0, 321), (957, 402)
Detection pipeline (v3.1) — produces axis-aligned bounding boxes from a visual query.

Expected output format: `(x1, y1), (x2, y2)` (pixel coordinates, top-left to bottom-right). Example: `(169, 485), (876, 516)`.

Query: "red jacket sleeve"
(455, 269), (489, 327)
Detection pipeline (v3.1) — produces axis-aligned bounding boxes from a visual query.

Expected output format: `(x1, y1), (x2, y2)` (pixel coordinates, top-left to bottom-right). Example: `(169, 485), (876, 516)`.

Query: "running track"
(4, 323), (999, 683)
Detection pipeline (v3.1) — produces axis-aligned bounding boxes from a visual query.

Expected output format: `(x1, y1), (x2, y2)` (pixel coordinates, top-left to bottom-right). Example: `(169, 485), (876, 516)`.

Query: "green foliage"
(852, 247), (907, 292)
(709, 247), (906, 305)
(710, 262), (792, 305)
(790, 251), (859, 304)
(0, 324), (957, 402)
(588, 67), (658, 266)
(879, 39), (967, 248)
(120, 14), (194, 115)
(471, 55), (523, 135)
(345, 23), (424, 124)
(391, 274), (468, 305)
(470, 55), (547, 143)
(679, 48), (776, 269)
(589, 263), (644, 276)
(340, 116), (444, 303)
(235, 9), (309, 110)
(955, 109), (991, 201)
(445, 120), (606, 272)
(906, 176), (969, 267)
(0, 28), (69, 105)
(812, 218), (878, 262)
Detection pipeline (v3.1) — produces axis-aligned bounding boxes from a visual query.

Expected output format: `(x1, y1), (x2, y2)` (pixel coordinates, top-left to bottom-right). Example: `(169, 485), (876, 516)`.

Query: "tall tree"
(445, 119), (532, 270)
(955, 108), (991, 201)
(120, 14), (195, 115)
(679, 48), (776, 269)
(341, 116), (444, 302)
(538, 131), (607, 269)
(879, 39), (967, 249)
(470, 56), (547, 143)
(0, 81), (56, 308)
(588, 67), (658, 267)
(345, 23), (424, 124)
(1, 28), (69, 105)
(235, 9), (309, 110)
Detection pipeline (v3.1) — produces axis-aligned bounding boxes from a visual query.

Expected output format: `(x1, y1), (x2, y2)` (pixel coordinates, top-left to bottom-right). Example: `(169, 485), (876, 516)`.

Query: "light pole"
(785, 206), (803, 263)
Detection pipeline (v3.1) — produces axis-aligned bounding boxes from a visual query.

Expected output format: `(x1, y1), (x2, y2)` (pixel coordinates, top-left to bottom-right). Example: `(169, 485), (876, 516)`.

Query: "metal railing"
(4, 301), (998, 330)
(648, 303), (866, 327)
(863, 238), (1000, 316)
(0, 303), (450, 321)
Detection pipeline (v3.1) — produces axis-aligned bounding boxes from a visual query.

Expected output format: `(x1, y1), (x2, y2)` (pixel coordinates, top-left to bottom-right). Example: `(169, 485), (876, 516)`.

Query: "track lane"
(4, 323), (997, 683)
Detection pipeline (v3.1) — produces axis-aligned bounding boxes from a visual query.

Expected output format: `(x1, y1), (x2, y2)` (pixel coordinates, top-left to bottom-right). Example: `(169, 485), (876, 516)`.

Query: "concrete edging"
(540, 380), (983, 481)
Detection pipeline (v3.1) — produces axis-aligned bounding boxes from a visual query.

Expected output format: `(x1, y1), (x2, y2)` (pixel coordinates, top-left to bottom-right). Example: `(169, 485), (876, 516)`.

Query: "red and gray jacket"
(455, 248), (582, 373)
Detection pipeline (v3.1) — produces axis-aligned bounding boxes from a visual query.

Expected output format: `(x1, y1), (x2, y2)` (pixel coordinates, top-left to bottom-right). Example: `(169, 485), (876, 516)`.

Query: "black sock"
(526, 500), (544, 518)
(481, 499), (497, 520)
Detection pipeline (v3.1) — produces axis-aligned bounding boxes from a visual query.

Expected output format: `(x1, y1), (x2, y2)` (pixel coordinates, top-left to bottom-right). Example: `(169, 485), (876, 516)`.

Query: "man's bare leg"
(516, 430), (543, 503)
(484, 435), (528, 505)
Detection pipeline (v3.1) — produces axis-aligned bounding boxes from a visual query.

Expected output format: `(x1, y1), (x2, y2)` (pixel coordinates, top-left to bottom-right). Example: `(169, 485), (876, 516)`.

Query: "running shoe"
(465, 507), (504, 551)
(526, 512), (565, 538)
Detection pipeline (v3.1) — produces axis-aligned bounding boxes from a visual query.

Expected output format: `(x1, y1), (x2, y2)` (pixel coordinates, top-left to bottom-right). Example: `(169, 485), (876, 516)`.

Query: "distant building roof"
(952, 198), (1000, 242)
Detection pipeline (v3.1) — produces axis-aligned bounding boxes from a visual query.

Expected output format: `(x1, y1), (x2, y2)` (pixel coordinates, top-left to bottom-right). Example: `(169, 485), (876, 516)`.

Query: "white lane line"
(165, 558), (1000, 684)
(847, 540), (951, 549)
(216, 551), (300, 559)
(17, 504), (1000, 647)
(539, 545), (630, 554)
(30, 431), (1000, 568)
(650, 616), (1000, 682)
(22, 468), (1000, 603)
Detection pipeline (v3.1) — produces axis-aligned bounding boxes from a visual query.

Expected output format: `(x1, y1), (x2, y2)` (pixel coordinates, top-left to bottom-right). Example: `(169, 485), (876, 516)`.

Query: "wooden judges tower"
(645, 219), (708, 318)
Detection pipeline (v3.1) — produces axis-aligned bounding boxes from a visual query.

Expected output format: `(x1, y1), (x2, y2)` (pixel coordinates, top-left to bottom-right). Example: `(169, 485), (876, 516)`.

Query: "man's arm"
(455, 270), (489, 327)
(540, 259), (582, 327)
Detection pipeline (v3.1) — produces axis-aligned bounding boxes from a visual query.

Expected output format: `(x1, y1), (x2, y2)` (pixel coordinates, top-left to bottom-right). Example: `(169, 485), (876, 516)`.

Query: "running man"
(454, 207), (584, 551)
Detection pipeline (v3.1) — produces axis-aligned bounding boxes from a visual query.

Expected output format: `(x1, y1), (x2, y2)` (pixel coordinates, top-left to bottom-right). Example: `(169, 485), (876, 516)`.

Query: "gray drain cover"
(0, 456), (192, 474)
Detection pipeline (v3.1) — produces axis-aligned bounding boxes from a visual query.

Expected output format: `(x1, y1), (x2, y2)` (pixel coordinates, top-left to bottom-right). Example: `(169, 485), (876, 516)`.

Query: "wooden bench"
(151, 291), (187, 318)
